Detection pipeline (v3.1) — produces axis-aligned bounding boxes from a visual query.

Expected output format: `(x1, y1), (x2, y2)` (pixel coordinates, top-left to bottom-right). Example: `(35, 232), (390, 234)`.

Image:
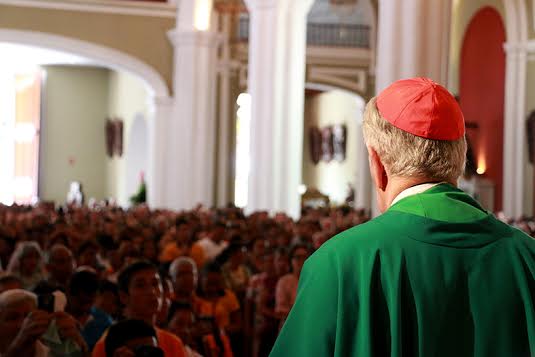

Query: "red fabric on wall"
(460, 6), (506, 211)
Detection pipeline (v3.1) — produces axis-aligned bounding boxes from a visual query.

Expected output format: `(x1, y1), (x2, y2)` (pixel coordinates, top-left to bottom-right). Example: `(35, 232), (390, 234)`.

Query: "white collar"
(390, 182), (442, 207)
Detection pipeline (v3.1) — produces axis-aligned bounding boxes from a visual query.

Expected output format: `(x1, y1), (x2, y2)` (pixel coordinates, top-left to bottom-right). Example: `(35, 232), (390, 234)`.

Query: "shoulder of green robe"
(313, 213), (400, 258)
(314, 210), (535, 259)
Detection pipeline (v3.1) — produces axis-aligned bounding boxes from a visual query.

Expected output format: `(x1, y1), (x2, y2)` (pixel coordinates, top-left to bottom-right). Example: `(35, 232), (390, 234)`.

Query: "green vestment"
(270, 184), (535, 356)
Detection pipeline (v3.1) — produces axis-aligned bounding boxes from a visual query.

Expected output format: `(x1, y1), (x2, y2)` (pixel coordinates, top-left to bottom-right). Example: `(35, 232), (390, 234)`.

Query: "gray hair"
(6, 241), (44, 274)
(0, 289), (37, 310)
(169, 257), (197, 281)
(363, 97), (467, 182)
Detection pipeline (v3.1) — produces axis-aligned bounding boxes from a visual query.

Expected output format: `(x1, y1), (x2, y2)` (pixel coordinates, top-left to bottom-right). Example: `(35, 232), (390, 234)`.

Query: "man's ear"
(368, 147), (388, 191)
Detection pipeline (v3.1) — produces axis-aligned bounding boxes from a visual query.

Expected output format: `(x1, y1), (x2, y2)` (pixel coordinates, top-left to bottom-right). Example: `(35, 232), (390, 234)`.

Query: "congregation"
(0, 201), (370, 357)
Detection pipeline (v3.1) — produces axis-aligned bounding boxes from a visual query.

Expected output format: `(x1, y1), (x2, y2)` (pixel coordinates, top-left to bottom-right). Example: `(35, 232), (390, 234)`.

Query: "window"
(0, 70), (42, 205)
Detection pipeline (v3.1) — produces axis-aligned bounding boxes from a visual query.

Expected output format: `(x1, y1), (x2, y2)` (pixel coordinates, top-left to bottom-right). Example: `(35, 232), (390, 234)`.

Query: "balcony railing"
(237, 17), (370, 49)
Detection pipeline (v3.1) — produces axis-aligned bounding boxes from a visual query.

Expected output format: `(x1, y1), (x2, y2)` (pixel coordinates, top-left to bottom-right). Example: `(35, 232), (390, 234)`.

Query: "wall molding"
(307, 66), (367, 96)
(0, 0), (176, 18)
(306, 46), (372, 67)
(0, 29), (170, 97)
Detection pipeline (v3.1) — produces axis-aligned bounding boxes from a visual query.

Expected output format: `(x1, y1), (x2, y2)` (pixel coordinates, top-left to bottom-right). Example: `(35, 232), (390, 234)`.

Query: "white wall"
(125, 113), (148, 201)
(39, 66), (150, 206)
(302, 90), (363, 205)
(40, 66), (109, 204)
(107, 70), (150, 206)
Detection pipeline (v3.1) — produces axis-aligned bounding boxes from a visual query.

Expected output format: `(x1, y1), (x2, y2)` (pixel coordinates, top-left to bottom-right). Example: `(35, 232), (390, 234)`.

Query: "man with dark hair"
(104, 319), (162, 357)
(67, 269), (112, 351)
(92, 261), (186, 357)
(77, 241), (100, 271)
(95, 280), (120, 321)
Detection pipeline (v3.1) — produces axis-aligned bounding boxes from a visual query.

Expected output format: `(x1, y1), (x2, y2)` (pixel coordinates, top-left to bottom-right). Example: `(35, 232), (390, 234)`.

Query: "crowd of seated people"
(0, 202), (369, 357)
(495, 212), (535, 238)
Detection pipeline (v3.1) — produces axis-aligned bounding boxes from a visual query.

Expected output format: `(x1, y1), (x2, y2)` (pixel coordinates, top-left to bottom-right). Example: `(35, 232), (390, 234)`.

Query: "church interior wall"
(39, 65), (110, 204)
(0, 4), (175, 93)
(302, 89), (362, 205)
(107, 70), (151, 207)
(39, 66), (150, 207)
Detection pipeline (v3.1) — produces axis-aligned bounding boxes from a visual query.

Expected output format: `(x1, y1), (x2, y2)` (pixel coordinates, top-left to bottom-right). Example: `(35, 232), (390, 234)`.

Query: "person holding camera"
(0, 289), (88, 357)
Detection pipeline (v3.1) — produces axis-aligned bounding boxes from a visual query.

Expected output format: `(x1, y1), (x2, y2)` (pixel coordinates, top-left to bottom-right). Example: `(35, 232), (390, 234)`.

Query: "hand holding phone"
(37, 293), (55, 313)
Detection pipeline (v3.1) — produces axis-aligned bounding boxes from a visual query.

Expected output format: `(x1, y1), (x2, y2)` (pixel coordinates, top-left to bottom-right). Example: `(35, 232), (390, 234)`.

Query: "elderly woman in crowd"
(7, 241), (46, 290)
(274, 244), (311, 328)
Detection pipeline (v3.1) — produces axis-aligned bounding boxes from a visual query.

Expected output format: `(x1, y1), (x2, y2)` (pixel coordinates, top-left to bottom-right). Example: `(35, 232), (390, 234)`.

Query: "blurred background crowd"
(0, 202), (369, 357)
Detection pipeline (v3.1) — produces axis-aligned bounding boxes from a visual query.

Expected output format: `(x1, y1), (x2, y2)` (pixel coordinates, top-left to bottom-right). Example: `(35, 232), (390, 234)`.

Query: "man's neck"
(174, 292), (194, 302)
(125, 308), (156, 327)
(384, 177), (455, 209)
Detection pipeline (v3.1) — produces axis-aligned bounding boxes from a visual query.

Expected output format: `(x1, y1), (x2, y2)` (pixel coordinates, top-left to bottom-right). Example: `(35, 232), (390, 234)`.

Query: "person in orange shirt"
(196, 263), (241, 356)
(92, 260), (186, 357)
(196, 263), (240, 331)
(158, 225), (191, 264)
(169, 303), (233, 357)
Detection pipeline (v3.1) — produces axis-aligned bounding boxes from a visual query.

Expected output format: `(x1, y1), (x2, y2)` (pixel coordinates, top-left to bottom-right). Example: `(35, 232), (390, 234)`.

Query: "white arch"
(0, 29), (170, 98)
(305, 82), (366, 105)
(501, 0), (528, 44)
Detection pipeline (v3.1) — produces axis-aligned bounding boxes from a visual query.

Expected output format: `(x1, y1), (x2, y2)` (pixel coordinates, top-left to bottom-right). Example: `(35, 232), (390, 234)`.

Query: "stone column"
(503, 44), (527, 217)
(375, 0), (452, 92)
(147, 95), (173, 208)
(165, 0), (220, 210)
(244, 0), (314, 219)
(215, 12), (234, 207)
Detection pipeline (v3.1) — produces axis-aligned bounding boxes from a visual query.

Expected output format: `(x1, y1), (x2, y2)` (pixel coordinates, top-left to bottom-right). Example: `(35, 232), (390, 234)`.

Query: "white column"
(355, 120), (372, 211)
(503, 43), (527, 218)
(147, 95), (174, 208)
(516, 50), (527, 216)
(216, 13), (232, 207)
(165, 0), (220, 210)
(376, 0), (452, 92)
(244, 0), (314, 219)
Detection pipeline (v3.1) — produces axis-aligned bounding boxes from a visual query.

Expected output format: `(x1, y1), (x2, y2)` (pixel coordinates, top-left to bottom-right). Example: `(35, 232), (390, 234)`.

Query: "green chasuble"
(270, 184), (535, 357)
